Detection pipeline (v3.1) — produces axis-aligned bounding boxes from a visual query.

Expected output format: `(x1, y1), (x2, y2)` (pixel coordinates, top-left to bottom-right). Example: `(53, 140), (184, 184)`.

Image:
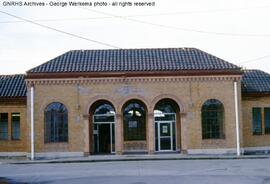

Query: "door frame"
(93, 114), (115, 154)
(154, 113), (177, 152)
(156, 121), (173, 151)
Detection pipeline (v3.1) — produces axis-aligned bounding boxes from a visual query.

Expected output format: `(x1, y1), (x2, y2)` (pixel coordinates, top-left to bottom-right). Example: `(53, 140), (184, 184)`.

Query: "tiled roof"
(242, 69), (270, 94)
(0, 74), (27, 97)
(27, 48), (240, 73)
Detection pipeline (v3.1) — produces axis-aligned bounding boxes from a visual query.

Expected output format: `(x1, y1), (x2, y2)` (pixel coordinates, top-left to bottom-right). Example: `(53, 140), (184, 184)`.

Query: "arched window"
(154, 101), (176, 114)
(94, 103), (115, 123)
(123, 100), (146, 141)
(201, 99), (224, 139)
(154, 99), (177, 121)
(45, 102), (68, 143)
(94, 103), (115, 115)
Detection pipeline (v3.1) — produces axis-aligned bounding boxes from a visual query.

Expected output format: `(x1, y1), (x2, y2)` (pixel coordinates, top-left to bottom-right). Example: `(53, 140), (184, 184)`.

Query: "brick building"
(0, 48), (270, 159)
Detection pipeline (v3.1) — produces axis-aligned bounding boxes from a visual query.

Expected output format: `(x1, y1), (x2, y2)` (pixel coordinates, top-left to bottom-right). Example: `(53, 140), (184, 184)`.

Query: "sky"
(0, 0), (270, 74)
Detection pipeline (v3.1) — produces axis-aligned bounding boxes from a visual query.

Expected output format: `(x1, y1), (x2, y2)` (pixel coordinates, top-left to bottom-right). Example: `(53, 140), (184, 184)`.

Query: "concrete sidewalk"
(1, 154), (269, 165)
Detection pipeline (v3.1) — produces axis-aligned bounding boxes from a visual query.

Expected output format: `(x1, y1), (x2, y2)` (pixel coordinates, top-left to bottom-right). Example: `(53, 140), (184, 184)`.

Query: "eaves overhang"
(26, 69), (243, 79)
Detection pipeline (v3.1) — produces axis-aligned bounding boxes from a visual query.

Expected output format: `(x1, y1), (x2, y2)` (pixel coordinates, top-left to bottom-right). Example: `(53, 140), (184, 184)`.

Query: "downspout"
(30, 85), (35, 160)
(234, 81), (241, 156)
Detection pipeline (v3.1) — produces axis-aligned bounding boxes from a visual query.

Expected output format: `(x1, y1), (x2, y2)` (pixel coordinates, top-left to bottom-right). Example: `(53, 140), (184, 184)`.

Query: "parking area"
(1, 159), (270, 184)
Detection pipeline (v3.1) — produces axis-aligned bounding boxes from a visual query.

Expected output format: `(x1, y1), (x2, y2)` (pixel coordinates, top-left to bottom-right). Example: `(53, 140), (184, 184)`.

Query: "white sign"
(162, 126), (168, 134)
(93, 130), (98, 135)
(129, 121), (137, 128)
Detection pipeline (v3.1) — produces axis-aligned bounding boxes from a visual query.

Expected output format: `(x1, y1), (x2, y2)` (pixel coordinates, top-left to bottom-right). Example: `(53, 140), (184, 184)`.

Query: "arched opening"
(122, 99), (147, 152)
(89, 100), (116, 154)
(154, 99), (179, 152)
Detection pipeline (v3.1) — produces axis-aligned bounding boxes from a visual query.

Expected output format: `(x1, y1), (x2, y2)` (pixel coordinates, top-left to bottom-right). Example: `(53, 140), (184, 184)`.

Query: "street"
(1, 159), (270, 184)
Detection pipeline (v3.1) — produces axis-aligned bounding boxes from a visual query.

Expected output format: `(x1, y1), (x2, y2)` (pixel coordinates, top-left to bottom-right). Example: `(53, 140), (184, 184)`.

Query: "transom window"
(154, 100), (177, 121)
(201, 99), (224, 139)
(44, 102), (68, 143)
(123, 100), (146, 141)
(94, 103), (115, 123)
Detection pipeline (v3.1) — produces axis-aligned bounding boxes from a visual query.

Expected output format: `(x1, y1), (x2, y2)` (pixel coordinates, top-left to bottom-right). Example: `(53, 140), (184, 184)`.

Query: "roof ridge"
(0, 74), (25, 77)
(68, 47), (196, 52)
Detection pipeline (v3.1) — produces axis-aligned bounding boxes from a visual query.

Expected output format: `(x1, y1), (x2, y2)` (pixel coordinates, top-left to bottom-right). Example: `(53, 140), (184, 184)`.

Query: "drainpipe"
(30, 85), (35, 160)
(234, 81), (241, 156)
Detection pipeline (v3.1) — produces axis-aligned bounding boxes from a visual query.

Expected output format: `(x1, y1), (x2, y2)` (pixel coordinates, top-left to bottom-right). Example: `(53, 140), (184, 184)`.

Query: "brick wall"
(242, 96), (270, 148)
(0, 103), (27, 152)
(27, 76), (242, 154)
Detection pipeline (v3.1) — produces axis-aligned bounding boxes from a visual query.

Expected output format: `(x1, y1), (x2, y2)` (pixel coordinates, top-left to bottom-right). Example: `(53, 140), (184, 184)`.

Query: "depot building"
(1, 48), (270, 158)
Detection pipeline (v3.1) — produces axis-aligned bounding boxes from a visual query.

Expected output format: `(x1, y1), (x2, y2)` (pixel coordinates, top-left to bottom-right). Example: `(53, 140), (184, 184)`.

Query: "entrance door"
(154, 100), (178, 152)
(92, 102), (116, 154)
(98, 124), (110, 153)
(93, 123), (115, 154)
(158, 122), (173, 151)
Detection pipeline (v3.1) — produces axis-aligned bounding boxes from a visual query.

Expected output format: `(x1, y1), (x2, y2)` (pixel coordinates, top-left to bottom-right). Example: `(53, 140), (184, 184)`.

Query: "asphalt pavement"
(1, 159), (270, 184)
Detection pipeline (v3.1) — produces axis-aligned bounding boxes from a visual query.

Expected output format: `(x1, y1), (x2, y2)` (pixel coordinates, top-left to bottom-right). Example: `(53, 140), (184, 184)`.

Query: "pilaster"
(115, 113), (123, 155)
(83, 114), (90, 156)
(180, 112), (188, 154)
(148, 112), (155, 154)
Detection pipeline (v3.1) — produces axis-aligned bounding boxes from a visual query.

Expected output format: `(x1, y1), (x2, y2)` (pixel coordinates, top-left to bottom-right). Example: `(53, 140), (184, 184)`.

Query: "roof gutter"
(242, 92), (270, 97)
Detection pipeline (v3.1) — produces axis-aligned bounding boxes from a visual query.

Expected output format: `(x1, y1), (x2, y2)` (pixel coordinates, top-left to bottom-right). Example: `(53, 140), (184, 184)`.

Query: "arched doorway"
(90, 101), (115, 154)
(123, 100), (147, 151)
(154, 99), (179, 152)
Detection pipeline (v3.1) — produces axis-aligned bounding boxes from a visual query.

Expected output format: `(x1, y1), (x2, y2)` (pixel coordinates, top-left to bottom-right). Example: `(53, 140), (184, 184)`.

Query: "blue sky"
(1, 0), (270, 74)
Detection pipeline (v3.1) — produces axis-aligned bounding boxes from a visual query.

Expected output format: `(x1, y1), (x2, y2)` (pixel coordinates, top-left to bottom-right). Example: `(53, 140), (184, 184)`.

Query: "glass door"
(93, 122), (115, 154)
(158, 122), (173, 151)
(93, 113), (115, 154)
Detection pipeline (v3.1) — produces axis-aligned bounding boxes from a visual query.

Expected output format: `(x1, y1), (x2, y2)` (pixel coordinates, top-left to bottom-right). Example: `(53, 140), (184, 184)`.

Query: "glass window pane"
(12, 113), (20, 140)
(201, 99), (224, 139)
(172, 122), (176, 151)
(154, 101), (176, 113)
(154, 114), (175, 121)
(94, 104), (115, 115)
(155, 123), (158, 151)
(265, 108), (270, 134)
(252, 108), (262, 135)
(0, 113), (8, 140)
(123, 101), (146, 141)
(112, 124), (115, 152)
(94, 115), (115, 122)
(45, 102), (68, 143)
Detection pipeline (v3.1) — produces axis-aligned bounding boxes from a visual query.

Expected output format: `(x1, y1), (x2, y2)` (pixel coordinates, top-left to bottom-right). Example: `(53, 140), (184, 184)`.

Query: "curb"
(7, 155), (270, 165)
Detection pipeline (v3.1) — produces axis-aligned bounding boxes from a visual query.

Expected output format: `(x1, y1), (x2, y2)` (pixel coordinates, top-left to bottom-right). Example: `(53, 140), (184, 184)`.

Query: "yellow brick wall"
(242, 96), (270, 147)
(27, 77), (242, 153)
(0, 104), (27, 152)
